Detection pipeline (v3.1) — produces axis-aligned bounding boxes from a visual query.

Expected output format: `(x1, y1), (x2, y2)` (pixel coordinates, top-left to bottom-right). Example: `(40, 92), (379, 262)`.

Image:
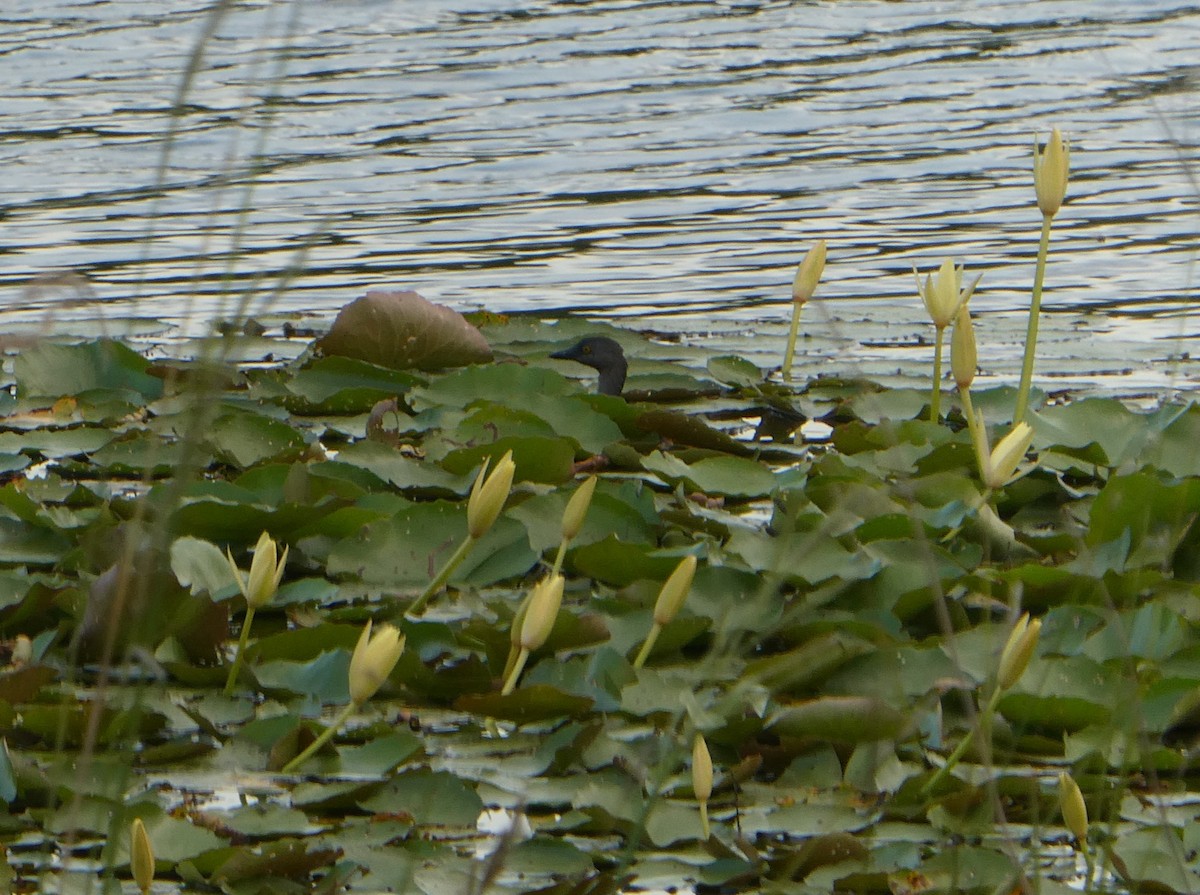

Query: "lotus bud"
(131, 817), (154, 895)
(951, 306), (977, 390)
(997, 612), (1041, 691)
(519, 574), (565, 652)
(1058, 770), (1088, 843)
(981, 421), (1034, 491)
(348, 620), (405, 706)
(1034, 127), (1070, 219)
(561, 476), (598, 542)
(225, 530), (288, 610)
(693, 733), (713, 839)
(917, 259), (964, 330)
(792, 240), (827, 305)
(467, 450), (516, 539)
(11, 635), (32, 668)
(653, 555), (698, 626)
(692, 733), (713, 802)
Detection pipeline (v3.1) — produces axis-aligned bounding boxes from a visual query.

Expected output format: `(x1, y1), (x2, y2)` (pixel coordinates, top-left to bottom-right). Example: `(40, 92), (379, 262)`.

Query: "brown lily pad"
(318, 290), (493, 371)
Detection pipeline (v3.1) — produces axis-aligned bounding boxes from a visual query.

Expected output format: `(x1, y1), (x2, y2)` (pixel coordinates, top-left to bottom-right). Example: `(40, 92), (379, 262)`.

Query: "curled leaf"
(319, 290), (493, 371)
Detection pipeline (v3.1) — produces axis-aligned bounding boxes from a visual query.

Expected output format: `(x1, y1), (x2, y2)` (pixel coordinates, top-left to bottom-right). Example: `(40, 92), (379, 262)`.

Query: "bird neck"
(597, 357), (627, 396)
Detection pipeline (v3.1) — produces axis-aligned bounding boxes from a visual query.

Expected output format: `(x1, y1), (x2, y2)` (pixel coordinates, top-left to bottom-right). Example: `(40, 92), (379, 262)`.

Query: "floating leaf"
(283, 355), (424, 412)
(170, 536), (237, 596)
(359, 769), (483, 827)
(642, 451), (778, 498)
(207, 408), (309, 468)
(769, 697), (908, 742)
(707, 355), (763, 388)
(456, 684), (595, 723)
(14, 340), (163, 400)
(635, 409), (751, 456)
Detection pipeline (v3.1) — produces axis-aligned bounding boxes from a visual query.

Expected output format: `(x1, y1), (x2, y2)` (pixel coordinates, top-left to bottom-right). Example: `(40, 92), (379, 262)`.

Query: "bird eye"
(582, 346), (592, 355)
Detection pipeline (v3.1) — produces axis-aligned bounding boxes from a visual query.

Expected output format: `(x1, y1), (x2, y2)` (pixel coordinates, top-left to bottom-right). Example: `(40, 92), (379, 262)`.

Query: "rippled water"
(1, 0), (1197, 388)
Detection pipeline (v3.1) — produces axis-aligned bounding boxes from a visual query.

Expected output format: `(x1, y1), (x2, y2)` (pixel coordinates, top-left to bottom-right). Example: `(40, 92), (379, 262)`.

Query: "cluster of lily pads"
(2, 128), (1200, 895)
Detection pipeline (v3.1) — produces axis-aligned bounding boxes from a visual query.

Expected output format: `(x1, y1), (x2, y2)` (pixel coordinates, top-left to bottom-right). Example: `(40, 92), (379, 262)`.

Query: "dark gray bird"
(551, 336), (628, 396)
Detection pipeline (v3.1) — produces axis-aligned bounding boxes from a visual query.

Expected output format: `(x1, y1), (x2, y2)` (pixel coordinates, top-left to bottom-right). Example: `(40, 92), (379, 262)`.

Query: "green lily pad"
(642, 451), (779, 498)
(14, 339), (163, 400)
(768, 697), (909, 742)
(455, 684), (595, 724)
(207, 409), (309, 469)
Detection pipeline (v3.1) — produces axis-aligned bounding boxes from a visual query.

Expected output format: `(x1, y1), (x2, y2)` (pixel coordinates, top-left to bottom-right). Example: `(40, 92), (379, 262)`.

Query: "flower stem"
(406, 535), (475, 618)
(501, 647), (529, 695)
(551, 538), (568, 578)
(930, 325), (946, 421)
(1014, 216), (1054, 421)
(223, 604), (256, 697)
(959, 386), (979, 449)
(632, 623), (662, 670)
(280, 701), (357, 773)
(922, 685), (1002, 795)
(782, 302), (804, 381)
(698, 800), (710, 839)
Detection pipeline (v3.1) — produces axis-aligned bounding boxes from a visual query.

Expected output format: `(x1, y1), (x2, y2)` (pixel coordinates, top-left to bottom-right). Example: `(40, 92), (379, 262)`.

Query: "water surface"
(1, 0), (1197, 390)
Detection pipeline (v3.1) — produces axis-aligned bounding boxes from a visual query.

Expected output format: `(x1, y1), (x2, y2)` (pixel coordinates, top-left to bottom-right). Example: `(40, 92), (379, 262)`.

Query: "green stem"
(501, 647), (529, 695)
(782, 302), (804, 381)
(223, 604), (256, 697)
(280, 701), (357, 773)
(501, 599), (530, 682)
(551, 538), (568, 578)
(632, 623), (662, 670)
(698, 799), (710, 839)
(922, 685), (1003, 795)
(930, 326), (946, 421)
(1014, 216), (1054, 421)
(1081, 843), (1095, 895)
(959, 386), (979, 448)
(406, 535), (475, 618)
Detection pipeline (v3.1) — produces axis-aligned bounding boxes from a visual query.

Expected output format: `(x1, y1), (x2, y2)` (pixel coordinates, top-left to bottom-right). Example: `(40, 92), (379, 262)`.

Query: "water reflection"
(0, 0), (1196, 389)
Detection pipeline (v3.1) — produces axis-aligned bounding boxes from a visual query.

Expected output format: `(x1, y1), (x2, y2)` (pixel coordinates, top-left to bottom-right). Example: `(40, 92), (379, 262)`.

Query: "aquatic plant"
(1014, 127), (1071, 421)
(406, 450), (515, 617)
(223, 530), (288, 695)
(783, 239), (827, 381)
(280, 620), (405, 772)
(7, 304), (1200, 894)
(915, 258), (980, 421)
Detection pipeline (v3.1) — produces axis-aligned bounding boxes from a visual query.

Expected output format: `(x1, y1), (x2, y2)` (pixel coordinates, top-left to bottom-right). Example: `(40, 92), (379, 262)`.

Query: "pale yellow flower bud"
(1034, 127), (1070, 219)
(653, 555), (698, 626)
(692, 733), (713, 802)
(519, 575), (565, 652)
(1058, 770), (1088, 843)
(131, 817), (154, 895)
(467, 451), (516, 539)
(918, 259), (963, 330)
(792, 240), (827, 305)
(248, 531), (287, 608)
(982, 421), (1034, 491)
(348, 620), (405, 705)
(997, 612), (1041, 691)
(10, 635), (32, 668)
(561, 476), (598, 542)
(951, 306), (977, 390)
(226, 531), (288, 609)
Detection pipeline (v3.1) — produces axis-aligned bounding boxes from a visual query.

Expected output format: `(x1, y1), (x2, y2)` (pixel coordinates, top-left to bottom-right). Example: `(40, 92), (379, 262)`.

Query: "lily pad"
(642, 451), (779, 498)
(14, 339), (163, 400)
(768, 697), (909, 742)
